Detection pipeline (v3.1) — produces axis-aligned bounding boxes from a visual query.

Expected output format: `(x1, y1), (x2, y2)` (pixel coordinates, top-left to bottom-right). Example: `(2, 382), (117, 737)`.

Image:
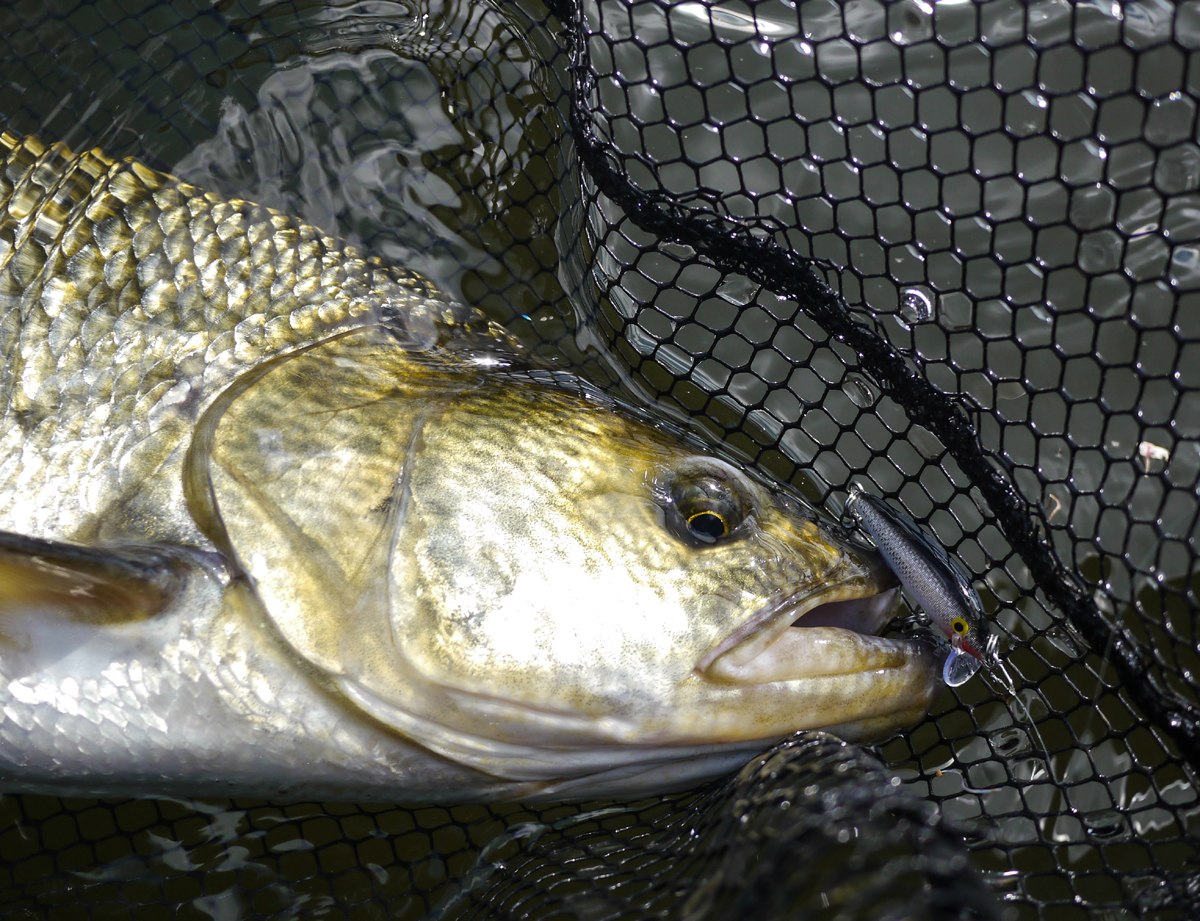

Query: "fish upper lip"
(695, 583), (843, 673)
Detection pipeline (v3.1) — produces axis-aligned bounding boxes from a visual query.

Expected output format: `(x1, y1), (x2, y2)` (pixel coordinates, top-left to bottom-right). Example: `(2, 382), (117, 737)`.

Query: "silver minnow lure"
(845, 485), (997, 687)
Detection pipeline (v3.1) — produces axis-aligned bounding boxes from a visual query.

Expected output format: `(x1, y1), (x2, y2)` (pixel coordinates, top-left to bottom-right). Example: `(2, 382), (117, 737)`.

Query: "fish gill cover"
(0, 0), (1198, 919)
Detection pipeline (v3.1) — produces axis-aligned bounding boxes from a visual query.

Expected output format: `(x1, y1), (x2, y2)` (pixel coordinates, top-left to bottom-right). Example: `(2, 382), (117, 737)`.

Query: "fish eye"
(660, 465), (751, 546)
(951, 617), (969, 635)
(686, 510), (728, 541)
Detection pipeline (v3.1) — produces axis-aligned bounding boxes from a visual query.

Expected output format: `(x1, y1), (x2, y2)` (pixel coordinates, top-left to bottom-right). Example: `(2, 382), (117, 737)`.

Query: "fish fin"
(0, 530), (188, 625)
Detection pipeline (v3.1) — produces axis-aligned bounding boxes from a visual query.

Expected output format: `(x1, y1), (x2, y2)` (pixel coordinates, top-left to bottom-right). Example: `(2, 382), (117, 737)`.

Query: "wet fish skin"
(0, 132), (507, 547)
(0, 134), (941, 802)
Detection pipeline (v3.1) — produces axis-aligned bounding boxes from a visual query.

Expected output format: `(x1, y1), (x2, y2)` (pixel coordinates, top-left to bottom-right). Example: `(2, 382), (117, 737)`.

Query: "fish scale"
(0, 132), (504, 546)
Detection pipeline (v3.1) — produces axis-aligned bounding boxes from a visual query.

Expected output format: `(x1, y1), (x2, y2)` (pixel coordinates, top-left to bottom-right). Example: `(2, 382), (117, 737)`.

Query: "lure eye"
(661, 462), (752, 546)
(951, 617), (970, 636)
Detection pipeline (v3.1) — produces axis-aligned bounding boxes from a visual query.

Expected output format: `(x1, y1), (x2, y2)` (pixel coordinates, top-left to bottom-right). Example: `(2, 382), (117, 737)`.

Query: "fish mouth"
(697, 568), (931, 684)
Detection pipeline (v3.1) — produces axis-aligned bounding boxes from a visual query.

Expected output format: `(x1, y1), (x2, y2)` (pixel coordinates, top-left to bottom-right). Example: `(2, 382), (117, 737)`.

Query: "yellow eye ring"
(686, 510), (729, 541)
(951, 617), (969, 635)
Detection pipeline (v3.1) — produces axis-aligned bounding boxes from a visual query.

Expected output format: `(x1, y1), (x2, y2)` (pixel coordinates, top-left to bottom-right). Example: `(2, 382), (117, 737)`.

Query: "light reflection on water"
(174, 0), (579, 366)
(0, 793), (585, 919)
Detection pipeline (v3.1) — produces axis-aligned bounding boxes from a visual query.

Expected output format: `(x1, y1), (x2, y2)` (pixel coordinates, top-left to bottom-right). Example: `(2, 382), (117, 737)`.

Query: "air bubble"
(994, 728), (1031, 758)
(1080, 226), (1123, 269)
(661, 242), (696, 260)
(899, 287), (934, 326)
(1170, 246), (1200, 289)
(978, 868), (1023, 894)
(845, 373), (878, 407)
(716, 275), (757, 305)
(909, 426), (944, 459)
(888, 0), (932, 46)
(1083, 810), (1128, 839)
(1045, 623), (1088, 658)
(709, 6), (757, 32)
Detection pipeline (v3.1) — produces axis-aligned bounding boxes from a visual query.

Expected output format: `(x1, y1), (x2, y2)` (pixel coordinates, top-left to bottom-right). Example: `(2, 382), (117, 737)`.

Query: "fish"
(0, 132), (942, 803)
(844, 485), (997, 686)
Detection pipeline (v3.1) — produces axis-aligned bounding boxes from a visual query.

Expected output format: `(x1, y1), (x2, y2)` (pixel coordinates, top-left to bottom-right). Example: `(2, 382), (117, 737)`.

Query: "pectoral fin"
(0, 530), (187, 627)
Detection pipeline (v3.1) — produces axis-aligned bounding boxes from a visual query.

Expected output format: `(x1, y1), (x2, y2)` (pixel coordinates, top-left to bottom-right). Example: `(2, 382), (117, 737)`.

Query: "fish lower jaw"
(338, 676), (776, 789)
(704, 627), (927, 684)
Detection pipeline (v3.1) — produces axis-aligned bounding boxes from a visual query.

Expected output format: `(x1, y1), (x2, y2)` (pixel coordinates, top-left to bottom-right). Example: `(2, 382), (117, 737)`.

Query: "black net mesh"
(1, 0), (1200, 918)
(1, 737), (1001, 921)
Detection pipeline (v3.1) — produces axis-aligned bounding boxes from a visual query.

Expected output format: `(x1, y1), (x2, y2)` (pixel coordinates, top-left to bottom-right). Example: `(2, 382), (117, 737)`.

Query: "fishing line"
(981, 646), (1058, 787)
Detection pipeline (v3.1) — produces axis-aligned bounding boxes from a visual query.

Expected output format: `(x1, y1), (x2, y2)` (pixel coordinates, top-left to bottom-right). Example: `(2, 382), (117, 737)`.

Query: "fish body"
(0, 134), (941, 802)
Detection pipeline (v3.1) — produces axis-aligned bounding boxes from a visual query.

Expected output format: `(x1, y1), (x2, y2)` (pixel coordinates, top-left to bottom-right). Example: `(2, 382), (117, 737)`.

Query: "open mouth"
(697, 583), (926, 684)
(789, 589), (901, 633)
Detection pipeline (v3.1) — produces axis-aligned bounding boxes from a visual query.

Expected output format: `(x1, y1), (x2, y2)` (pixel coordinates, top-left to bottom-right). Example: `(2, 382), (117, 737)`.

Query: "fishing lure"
(844, 486), (1059, 781)
(844, 484), (998, 687)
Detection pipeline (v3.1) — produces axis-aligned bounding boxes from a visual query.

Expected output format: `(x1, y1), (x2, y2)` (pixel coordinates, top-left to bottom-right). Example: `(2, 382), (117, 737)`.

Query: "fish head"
(385, 379), (940, 745)
(200, 336), (942, 794)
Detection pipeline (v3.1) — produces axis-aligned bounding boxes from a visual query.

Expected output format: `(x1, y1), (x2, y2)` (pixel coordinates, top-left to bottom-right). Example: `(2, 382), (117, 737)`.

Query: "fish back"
(0, 133), (502, 545)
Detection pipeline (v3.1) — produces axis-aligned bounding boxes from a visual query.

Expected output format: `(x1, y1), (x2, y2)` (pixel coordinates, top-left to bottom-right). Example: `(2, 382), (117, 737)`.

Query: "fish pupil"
(686, 510), (728, 541)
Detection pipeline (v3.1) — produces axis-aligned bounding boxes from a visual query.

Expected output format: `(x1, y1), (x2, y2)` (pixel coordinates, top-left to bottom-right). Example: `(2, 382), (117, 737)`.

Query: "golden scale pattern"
(0, 133), (490, 546)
